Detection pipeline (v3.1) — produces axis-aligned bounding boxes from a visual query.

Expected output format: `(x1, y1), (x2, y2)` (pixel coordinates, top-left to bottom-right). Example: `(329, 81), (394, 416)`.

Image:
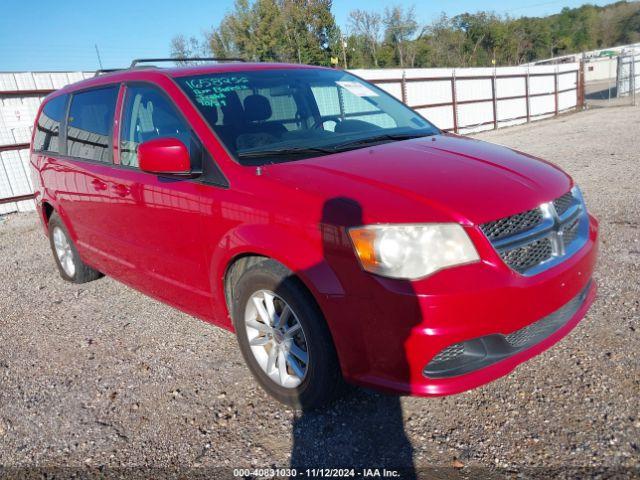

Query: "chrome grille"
(480, 208), (543, 241)
(499, 238), (553, 274)
(553, 192), (575, 216)
(480, 189), (588, 276)
(562, 216), (580, 247)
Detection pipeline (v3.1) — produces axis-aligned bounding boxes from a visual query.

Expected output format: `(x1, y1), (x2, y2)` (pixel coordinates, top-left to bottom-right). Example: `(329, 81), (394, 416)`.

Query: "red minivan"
(30, 60), (598, 408)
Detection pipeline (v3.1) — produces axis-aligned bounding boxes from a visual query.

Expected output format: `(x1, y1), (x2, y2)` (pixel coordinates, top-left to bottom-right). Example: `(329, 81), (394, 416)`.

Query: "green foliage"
(171, 1), (640, 68)
(191, 0), (338, 65)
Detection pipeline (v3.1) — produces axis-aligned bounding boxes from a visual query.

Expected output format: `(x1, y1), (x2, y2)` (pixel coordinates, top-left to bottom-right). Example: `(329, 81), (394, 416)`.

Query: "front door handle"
(112, 184), (130, 197)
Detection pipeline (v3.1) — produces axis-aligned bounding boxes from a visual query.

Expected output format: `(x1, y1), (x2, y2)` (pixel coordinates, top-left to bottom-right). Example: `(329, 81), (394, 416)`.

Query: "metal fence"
(617, 53), (639, 102)
(353, 64), (581, 134)
(0, 71), (93, 213)
(583, 51), (639, 108)
(0, 65), (583, 214)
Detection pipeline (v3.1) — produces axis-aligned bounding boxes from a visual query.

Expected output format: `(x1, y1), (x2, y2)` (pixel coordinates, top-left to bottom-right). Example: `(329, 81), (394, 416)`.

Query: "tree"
(280, 0), (340, 66)
(173, 0), (640, 69)
(348, 10), (382, 67)
(170, 35), (208, 64)
(383, 5), (418, 67)
(206, 0), (339, 65)
(422, 14), (466, 67)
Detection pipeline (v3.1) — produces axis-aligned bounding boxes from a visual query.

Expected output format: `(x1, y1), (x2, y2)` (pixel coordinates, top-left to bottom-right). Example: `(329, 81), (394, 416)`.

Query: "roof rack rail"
(94, 68), (124, 77)
(129, 57), (247, 68)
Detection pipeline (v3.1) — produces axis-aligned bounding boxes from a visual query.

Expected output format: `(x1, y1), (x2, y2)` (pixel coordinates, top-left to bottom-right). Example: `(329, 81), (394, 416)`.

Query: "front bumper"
(324, 214), (598, 396)
(423, 281), (591, 379)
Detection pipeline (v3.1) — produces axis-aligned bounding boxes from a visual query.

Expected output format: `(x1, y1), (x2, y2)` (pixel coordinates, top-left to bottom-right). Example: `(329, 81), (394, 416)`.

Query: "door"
(52, 85), (121, 273)
(100, 83), (212, 318)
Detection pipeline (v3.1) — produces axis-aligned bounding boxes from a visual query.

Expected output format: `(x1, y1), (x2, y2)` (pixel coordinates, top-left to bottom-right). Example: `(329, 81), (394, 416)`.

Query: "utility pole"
(94, 44), (104, 70)
(341, 35), (348, 70)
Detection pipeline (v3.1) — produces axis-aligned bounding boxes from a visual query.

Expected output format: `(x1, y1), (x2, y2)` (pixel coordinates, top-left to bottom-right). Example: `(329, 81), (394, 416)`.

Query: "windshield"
(176, 68), (439, 165)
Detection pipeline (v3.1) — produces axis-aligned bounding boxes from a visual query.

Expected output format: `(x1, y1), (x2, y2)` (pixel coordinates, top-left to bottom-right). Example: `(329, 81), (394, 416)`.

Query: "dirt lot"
(1, 106), (639, 478)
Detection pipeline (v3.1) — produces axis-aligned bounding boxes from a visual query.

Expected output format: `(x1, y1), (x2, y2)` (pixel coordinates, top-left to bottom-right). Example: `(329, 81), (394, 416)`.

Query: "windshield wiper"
(237, 146), (335, 159)
(329, 132), (436, 152)
(237, 131), (437, 160)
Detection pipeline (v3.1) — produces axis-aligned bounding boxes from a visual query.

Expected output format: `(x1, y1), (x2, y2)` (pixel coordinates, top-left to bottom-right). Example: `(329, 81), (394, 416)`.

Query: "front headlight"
(348, 223), (480, 279)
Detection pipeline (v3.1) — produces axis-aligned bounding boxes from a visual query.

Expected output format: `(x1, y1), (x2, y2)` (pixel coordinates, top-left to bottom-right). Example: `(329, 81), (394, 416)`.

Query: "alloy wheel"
(244, 289), (309, 388)
(52, 226), (75, 278)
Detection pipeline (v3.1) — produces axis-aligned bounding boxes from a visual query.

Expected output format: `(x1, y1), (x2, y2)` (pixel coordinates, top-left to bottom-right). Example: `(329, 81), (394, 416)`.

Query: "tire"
(48, 212), (103, 284)
(231, 259), (342, 409)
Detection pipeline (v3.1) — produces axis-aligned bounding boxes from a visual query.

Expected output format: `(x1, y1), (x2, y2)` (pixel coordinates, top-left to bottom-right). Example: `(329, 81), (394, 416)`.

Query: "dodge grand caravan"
(30, 60), (598, 408)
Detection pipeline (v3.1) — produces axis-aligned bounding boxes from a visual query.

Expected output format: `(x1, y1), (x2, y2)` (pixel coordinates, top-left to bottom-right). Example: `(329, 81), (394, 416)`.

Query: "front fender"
(208, 222), (345, 329)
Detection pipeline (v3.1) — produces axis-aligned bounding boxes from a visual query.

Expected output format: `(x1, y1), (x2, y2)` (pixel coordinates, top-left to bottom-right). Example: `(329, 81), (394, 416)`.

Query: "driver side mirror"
(138, 137), (192, 176)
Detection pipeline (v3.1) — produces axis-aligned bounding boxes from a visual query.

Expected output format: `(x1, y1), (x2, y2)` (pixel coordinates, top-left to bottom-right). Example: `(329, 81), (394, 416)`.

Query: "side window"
(120, 85), (191, 168)
(66, 87), (118, 162)
(33, 94), (67, 153)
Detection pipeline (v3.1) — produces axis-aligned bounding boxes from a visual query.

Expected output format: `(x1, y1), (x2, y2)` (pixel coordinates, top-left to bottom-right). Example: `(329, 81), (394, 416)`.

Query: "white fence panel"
(497, 77), (526, 97)
(415, 106), (453, 131)
(558, 71), (578, 90)
(497, 97), (527, 121)
(529, 75), (555, 95)
(559, 90), (578, 111)
(530, 94), (556, 116)
(377, 83), (403, 101)
(0, 148), (34, 213)
(358, 64), (579, 132)
(458, 101), (495, 133)
(351, 69), (404, 101)
(456, 78), (492, 102)
(0, 71), (89, 213)
(406, 80), (451, 107)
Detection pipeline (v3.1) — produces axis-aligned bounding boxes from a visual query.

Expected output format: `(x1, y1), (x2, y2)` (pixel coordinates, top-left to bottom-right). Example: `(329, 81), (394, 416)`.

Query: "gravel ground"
(1, 106), (639, 479)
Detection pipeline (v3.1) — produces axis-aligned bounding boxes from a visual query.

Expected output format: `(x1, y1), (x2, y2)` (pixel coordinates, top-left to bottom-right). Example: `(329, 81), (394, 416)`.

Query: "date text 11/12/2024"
(233, 468), (403, 478)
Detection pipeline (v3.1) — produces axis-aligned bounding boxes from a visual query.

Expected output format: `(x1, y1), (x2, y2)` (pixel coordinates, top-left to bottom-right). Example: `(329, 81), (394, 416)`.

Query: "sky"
(0, 0), (616, 71)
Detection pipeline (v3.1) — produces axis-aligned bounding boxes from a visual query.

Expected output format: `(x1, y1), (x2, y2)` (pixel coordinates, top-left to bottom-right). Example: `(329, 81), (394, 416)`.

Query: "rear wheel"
(48, 213), (103, 283)
(231, 259), (342, 409)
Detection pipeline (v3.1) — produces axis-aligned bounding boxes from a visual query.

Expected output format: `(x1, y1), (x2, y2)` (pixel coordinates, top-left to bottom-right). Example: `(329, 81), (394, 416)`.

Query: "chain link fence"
(584, 51), (639, 108)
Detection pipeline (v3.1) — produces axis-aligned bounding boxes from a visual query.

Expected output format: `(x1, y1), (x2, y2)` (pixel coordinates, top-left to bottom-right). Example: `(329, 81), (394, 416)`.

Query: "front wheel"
(231, 260), (342, 409)
(48, 213), (103, 284)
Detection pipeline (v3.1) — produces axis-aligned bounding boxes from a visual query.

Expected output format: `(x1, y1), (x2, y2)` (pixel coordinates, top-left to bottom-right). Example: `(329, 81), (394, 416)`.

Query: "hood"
(265, 134), (572, 225)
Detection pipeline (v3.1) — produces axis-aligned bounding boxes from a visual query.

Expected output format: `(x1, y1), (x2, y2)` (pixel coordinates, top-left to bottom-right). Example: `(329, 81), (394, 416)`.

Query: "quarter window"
(120, 85), (191, 168)
(33, 95), (67, 153)
(66, 87), (118, 162)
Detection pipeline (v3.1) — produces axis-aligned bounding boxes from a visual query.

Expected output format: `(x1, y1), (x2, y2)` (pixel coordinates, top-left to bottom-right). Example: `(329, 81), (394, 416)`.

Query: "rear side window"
(67, 87), (118, 162)
(33, 95), (67, 153)
(119, 84), (191, 168)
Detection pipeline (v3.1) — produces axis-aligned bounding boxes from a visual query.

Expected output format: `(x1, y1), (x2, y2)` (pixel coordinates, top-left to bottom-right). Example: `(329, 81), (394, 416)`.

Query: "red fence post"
(491, 71), (498, 129)
(401, 71), (408, 104)
(577, 62), (585, 110)
(525, 69), (531, 122)
(554, 68), (559, 116)
(451, 70), (458, 133)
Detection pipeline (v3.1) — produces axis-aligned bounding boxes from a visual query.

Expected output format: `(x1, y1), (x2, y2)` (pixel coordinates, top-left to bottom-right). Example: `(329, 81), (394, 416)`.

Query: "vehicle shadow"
(288, 197), (418, 477)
